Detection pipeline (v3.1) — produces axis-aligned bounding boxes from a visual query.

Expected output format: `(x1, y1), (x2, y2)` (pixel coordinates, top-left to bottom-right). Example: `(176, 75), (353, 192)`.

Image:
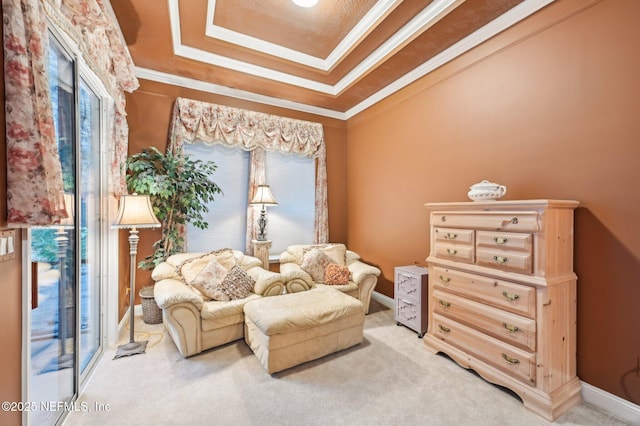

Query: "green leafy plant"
(126, 146), (222, 269)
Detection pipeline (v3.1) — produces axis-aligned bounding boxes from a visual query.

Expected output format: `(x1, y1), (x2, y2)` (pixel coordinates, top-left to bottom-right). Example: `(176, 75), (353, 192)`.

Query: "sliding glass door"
(27, 31), (106, 426)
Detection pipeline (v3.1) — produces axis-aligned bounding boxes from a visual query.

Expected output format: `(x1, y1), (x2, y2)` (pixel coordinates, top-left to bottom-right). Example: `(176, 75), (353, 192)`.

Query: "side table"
(394, 265), (429, 337)
(252, 239), (272, 270)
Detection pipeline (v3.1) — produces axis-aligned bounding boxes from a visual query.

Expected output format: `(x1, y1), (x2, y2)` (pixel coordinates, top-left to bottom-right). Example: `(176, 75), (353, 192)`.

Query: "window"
(184, 144), (316, 256)
(185, 144), (250, 252)
(265, 150), (315, 254)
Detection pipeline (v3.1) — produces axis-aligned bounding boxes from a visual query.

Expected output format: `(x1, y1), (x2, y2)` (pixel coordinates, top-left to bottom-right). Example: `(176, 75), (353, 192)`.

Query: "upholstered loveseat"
(279, 244), (381, 314)
(152, 249), (287, 357)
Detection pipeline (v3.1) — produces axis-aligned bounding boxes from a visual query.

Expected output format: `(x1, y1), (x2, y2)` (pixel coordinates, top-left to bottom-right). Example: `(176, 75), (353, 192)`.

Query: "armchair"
(279, 244), (381, 314)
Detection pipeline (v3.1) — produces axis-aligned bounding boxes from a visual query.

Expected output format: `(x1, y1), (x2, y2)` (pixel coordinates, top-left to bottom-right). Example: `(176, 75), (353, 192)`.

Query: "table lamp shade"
(113, 194), (161, 229)
(250, 185), (278, 206)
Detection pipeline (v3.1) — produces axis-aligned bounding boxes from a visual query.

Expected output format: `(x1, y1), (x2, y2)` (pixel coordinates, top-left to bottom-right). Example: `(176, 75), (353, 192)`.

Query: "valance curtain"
(2, 0), (138, 226)
(167, 97), (329, 247)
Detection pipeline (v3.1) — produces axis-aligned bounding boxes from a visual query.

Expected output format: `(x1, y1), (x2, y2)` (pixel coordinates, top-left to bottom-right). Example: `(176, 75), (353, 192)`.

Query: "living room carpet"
(64, 299), (627, 426)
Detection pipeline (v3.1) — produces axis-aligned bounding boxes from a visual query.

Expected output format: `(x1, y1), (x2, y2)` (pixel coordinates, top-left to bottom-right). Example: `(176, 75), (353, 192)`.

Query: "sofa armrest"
(283, 270), (315, 293)
(154, 278), (204, 310)
(348, 260), (381, 285)
(245, 267), (285, 296)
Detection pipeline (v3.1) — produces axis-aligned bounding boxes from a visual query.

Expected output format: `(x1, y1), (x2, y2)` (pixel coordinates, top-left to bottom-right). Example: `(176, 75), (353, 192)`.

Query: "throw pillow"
(324, 263), (351, 286)
(177, 248), (237, 284)
(301, 248), (334, 282)
(301, 243), (347, 266)
(189, 257), (230, 301)
(218, 266), (255, 300)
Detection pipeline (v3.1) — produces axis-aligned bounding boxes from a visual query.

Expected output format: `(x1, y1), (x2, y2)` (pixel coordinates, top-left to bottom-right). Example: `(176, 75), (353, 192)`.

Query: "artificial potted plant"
(125, 146), (222, 270)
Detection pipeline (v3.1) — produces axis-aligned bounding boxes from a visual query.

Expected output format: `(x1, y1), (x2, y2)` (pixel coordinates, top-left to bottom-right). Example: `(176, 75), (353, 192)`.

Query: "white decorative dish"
(468, 180), (507, 201)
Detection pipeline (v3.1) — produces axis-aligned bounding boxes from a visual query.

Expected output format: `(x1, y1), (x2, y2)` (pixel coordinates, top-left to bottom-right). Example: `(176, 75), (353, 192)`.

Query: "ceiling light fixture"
(292, 0), (319, 7)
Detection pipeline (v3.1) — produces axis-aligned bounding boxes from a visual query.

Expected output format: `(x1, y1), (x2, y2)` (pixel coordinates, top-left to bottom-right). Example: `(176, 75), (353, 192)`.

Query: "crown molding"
(154, 0), (554, 120)
(204, 0), (401, 71)
(134, 67), (347, 120)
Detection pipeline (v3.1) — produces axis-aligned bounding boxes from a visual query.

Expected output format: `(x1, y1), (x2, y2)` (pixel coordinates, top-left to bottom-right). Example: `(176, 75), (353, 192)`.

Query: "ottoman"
(243, 286), (365, 374)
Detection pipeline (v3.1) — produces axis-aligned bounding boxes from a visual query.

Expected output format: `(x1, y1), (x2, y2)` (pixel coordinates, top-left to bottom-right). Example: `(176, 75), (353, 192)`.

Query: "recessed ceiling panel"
(111, 0), (548, 118)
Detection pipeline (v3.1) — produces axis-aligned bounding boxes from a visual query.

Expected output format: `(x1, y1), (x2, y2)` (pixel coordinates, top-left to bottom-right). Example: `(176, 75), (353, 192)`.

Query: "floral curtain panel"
(44, 0), (139, 197)
(3, 0), (66, 225)
(2, 0), (138, 226)
(168, 97), (329, 244)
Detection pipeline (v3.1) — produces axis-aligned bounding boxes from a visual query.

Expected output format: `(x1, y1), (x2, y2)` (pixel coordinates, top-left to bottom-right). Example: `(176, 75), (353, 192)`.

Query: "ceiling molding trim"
(203, 0), (401, 71)
(159, 0), (554, 120)
(332, 0), (463, 96)
(344, 0), (556, 118)
(134, 67), (347, 120)
(170, 0), (463, 94)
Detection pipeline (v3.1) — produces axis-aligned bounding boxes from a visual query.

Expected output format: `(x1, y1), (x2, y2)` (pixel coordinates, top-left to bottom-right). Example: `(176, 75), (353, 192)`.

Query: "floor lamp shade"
(113, 194), (161, 229)
(112, 194), (160, 358)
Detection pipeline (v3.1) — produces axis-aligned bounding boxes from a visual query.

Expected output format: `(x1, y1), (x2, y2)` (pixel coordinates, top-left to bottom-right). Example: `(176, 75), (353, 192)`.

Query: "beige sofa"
(152, 249), (287, 357)
(279, 243), (381, 314)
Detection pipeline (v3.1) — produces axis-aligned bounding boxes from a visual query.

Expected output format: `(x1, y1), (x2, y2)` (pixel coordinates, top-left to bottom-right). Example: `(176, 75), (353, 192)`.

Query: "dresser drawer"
(434, 227), (474, 244)
(433, 289), (536, 351)
(431, 266), (536, 318)
(476, 248), (533, 274)
(434, 242), (474, 264)
(476, 231), (532, 252)
(433, 211), (539, 233)
(395, 271), (422, 300)
(396, 298), (420, 331)
(432, 314), (536, 386)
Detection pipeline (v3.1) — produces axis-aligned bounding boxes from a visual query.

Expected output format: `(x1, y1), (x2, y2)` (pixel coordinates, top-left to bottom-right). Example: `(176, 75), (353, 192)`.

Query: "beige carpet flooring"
(64, 299), (628, 426)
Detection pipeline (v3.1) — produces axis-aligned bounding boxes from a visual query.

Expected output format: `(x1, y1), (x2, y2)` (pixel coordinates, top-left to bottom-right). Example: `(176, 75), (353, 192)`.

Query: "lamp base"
(113, 340), (148, 359)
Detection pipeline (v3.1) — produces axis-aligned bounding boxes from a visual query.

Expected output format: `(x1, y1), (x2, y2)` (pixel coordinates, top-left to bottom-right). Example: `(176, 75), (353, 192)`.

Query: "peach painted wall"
(121, 79), (348, 318)
(346, 0), (640, 404)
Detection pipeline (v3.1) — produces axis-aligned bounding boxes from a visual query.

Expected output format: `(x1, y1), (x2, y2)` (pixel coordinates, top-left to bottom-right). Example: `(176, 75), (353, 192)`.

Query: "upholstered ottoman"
(243, 286), (365, 374)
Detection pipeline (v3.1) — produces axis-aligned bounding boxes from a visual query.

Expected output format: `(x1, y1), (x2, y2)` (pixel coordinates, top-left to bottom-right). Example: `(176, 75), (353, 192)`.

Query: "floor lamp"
(112, 194), (160, 358)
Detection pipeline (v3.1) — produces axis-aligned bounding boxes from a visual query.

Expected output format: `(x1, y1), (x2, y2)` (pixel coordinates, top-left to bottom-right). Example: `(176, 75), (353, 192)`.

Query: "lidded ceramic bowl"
(468, 180), (507, 201)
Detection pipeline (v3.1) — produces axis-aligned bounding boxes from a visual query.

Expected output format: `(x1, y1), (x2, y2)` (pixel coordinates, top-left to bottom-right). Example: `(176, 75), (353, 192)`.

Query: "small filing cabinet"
(394, 265), (429, 337)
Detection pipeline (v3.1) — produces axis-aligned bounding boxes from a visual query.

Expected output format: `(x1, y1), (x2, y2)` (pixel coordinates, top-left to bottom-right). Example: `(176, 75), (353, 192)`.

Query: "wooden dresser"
(423, 200), (581, 421)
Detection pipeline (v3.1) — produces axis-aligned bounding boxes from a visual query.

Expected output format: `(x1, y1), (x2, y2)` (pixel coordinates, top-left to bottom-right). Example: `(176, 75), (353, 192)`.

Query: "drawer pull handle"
(502, 291), (520, 302)
(501, 217), (518, 226)
(439, 275), (451, 284)
(401, 299), (414, 305)
(493, 255), (508, 264)
(445, 233), (458, 240)
(502, 323), (520, 333)
(439, 300), (451, 308)
(441, 216), (446, 222)
(447, 249), (458, 255)
(438, 324), (451, 334)
(502, 353), (520, 365)
(493, 236), (508, 245)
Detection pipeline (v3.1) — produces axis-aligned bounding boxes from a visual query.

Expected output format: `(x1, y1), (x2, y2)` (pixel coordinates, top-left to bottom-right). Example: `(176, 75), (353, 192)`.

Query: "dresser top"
(425, 199), (579, 210)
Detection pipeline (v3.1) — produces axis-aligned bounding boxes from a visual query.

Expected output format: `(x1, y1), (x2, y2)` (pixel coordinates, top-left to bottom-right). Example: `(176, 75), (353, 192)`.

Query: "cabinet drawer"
(431, 266), (536, 318)
(476, 231), (532, 252)
(476, 248), (533, 275)
(433, 211), (539, 233)
(434, 243), (474, 264)
(395, 271), (422, 299)
(432, 314), (536, 386)
(434, 227), (474, 244)
(433, 289), (536, 351)
(396, 298), (420, 331)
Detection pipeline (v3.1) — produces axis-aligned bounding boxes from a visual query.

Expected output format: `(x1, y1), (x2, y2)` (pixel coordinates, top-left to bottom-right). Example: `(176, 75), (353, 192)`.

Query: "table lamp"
(249, 184), (278, 241)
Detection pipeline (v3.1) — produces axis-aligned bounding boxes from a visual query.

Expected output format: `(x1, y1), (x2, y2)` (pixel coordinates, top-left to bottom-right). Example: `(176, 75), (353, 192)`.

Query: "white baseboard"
(372, 291), (394, 309)
(371, 291), (640, 423)
(581, 381), (640, 424)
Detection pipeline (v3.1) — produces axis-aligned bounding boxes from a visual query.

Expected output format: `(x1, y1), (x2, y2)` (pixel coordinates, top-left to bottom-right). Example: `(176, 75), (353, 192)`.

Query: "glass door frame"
(21, 21), (118, 426)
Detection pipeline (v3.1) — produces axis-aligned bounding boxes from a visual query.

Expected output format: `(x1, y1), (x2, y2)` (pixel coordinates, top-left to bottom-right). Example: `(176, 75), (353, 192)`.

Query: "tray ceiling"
(112, 0), (553, 119)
